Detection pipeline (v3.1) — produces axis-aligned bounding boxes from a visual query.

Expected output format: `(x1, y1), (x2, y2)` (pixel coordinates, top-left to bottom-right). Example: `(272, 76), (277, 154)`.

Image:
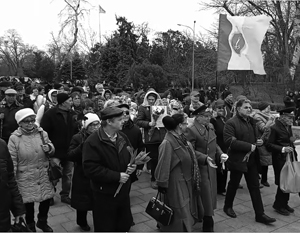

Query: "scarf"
(20, 124), (38, 135)
(172, 131), (201, 194)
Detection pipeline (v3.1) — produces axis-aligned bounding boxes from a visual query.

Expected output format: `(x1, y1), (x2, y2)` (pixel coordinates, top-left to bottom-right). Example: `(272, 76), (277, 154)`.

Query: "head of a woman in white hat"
(82, 113), (101, 134)
(15, 108), (37, 132)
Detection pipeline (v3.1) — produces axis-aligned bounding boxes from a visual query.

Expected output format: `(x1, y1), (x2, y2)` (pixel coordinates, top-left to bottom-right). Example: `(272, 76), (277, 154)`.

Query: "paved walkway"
(35, 166), (300, 232)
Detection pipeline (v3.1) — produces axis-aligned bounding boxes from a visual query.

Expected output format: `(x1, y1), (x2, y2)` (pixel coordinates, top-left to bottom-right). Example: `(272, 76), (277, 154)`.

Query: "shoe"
(151, 181), (158, 190)
(36, 221), (53, 232)
(218, 192), (226, 196)
(273, 205), (290, 216)
(49, 198), (54, 206)
(255, 214), (276, 224)
(79, 225), (91, 231)
(27, 222), (37, 232)
(285, 205), (294, 213)
(261, 181), (270, 187)
(131, 221), (135, 226)
(223, 207), (236, 218)
(238, 184), (243, 189)
(61, 197), (71, 205)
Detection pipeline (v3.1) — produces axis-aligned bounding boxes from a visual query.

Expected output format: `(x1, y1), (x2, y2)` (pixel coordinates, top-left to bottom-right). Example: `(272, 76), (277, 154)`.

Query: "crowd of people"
(0, 79), (298, 232)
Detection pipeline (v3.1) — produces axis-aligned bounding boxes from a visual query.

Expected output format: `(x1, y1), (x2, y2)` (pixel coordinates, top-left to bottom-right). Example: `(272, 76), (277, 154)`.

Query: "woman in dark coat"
(67, 113), (101, 231)
(155, 114), (204, 232)
(266, 107), (296, 216)
(0, 138), (26, 232)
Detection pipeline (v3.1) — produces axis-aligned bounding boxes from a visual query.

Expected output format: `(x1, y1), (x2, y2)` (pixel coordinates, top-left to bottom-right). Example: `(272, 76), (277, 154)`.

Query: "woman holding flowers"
(155, 114), (204, 232)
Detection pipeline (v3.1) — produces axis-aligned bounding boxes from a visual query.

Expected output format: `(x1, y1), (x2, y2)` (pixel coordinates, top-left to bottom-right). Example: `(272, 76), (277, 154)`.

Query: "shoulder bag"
(39, 131), (63, 181)
(145, 191), (173, 226)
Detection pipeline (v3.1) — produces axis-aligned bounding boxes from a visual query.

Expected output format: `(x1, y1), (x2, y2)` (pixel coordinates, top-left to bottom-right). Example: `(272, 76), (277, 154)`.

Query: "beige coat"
(8, 127), (55, 203)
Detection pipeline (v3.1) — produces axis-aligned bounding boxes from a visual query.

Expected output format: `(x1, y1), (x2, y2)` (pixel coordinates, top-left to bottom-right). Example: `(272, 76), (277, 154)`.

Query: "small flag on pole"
(217, 14), (271, 75)
(99, 5), (106, 14)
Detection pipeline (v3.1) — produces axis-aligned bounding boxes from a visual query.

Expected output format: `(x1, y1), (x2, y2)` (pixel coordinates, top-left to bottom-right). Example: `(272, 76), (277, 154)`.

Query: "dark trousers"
(261, 166), (268, 183)
(25, 199), (51, 224)
(217, 169), (228, 193)
(224, 165), (264, 216)
(145, 144), (159, 181)
(76, 210), (88, 226)
(92, 192), (133, 232)
(274, 186), (290, 208)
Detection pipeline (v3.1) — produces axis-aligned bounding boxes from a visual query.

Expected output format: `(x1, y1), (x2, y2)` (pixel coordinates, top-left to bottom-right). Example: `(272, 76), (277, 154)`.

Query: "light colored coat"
(8, 127), (55, 203)
(186, 120), (223, 216)
(155, 132), (203, 232)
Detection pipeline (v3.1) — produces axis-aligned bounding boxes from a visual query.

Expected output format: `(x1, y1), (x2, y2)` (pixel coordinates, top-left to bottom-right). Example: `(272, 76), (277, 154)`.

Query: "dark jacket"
(40, 107), (78, 159)
(0, 100), (23, 142)
(266, 119), (297, 185)
(223, 114), (260, 172)
(67, 132), (93, 211)
(121, 119), (145, 182)
(82, 127), (132, 196)
(0, 139), (25, 232)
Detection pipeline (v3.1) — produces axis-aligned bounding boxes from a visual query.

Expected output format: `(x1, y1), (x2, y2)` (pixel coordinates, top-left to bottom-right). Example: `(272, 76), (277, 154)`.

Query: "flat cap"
(190, 91), (200, 97)
(101, 107), (124, 120)
(193, 105), (212, 116)
(5, 89), (17, 95)
(278, 107), (295, 116)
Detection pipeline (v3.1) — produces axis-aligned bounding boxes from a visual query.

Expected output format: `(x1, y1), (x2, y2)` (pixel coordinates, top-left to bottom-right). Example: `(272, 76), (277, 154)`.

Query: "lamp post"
(178, 21), (196, 91)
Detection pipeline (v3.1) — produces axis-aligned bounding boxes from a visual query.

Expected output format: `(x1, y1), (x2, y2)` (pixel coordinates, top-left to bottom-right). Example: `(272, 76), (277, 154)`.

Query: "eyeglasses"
(123, 111), (130, 115)
(89, 122), (100, 127)
(22, 119), (35, 124)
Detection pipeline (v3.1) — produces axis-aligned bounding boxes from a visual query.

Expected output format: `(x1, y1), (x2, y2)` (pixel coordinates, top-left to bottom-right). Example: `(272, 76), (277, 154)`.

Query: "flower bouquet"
(148, 106), (166, 141)
(114, 146), (151, 197)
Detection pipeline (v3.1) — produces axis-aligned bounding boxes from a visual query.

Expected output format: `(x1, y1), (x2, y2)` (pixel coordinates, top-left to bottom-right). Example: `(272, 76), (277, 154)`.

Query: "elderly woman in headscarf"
(67, 113), (101, 231)
(8, 108), (55, 232)
(44, 89), (58, 112)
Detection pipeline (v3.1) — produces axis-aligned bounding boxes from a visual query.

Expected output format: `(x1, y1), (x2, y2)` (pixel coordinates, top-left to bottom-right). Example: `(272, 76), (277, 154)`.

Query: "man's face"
(83, 107), (94, 114)
(196, 113), (211, 125)
(51, 93), (57, 104)
(98, 99), (105, 108)
(62, 97), (73, 110)
(17, 89), (24, 96)
(147, 95), (156, 106)
(82, 93), (88, 99)
(226, 94), (233, 101)
(96, 87), (103, 93)
(5, 94), (16, 104)
(216, 105), (225, 116)
(39, 89), (45, 95)
(109, 116), (124, 131)
(179, 118), (188, 133)
(32, 88), (39, 96)
(105, 93), (111, 99)
(191, 94), (199, 102)
(282, 115), (294, 126)
(238, 102), (252, 117)
(86, 86), (90, 92)
(121, 107), (130, 122)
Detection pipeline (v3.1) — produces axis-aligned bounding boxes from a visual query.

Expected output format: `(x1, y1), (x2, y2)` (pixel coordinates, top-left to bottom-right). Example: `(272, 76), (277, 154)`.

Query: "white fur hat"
(82, 113), (100, 129)
(15, 108), (36, 124)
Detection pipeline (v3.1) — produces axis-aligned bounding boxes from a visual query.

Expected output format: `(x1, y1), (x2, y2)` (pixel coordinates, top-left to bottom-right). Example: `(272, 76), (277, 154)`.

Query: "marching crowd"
(0, 79), (298, 232)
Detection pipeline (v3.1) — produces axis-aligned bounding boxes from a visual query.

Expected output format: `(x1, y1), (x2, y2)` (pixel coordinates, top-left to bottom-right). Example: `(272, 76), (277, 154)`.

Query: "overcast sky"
(0, 0), (218, 50)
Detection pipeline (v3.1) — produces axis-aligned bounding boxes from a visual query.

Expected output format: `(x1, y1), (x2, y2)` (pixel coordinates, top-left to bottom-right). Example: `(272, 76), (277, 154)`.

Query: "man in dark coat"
(0, 89), (23, 143)
(0, 139), (26, 232)
(266, 107), (296, 216)
(82, 107), (137, 232)
(41, 93), (78, 205)
(223, 98), (276, 224)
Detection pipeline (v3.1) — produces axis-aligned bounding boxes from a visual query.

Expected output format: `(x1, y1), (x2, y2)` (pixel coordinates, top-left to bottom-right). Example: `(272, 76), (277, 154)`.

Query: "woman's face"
(39, 89), (45, 95)
(216, 105), (225, 116)
(98, 99), (105, 108)
(19, 115), (36, 131)
(86, 121), (100, 134)
(33, 88), (39, 96)
(83, 107), (94, 114)
(105, 93), (111, 99)
(73, 96), (81, 107)
(51, 93), (57, 104)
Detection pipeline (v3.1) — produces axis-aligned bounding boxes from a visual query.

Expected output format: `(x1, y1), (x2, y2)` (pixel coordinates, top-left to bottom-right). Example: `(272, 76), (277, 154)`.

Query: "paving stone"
(64, 211), (76, 221)
(214, 222), (235, 232)
(61, 220), (80, 232)
(222, 215), (250, 229)
(51, 224), (67, 232)
(138, 193), (155, 202)
(48, 214), (70, 226)
(246, 218), (288, 232)
(131, 204), (145, 214)
(130, 196), (145, 205)
(231, 204), (252, 215)
(143, 219), (158, 230)
(138, 187), (157, 195)
(130, 223), (154, 232)
(131, 184), (140, 191)
(130, 190), (143, 197)
(49, 205), (73, 215)
(137, 182), (151, 188)
(132, 212), (150, 224)
(214, 212), (227, 223)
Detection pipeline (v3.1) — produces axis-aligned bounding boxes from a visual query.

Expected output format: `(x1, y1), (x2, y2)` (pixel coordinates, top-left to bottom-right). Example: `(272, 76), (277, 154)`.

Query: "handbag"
(145, 191), (173, 226)
(280, 151), (300, 193)
(39, 131), (63, 181)
(11, 217), (32, 232)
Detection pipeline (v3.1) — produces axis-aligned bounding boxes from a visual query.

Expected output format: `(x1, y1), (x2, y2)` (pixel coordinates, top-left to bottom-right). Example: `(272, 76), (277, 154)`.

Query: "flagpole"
(98, 7), (101, 44)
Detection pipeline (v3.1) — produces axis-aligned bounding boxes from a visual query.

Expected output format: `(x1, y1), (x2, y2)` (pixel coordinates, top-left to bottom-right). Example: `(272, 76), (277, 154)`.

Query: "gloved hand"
(158, 186), (167, 194)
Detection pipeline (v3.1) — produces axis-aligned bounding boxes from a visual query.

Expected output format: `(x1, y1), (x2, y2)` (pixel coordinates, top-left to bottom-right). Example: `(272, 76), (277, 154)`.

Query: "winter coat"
(223, 114), (260, 173)
(0, 139), (25, 232)
(253, 111), (274, 166)
(82, 127), (132, 196)
(0, 99), (23, 142)
(136, 91), (166, 144)
(67, 132), (93, 211)
(186, 120), (223, 216)
(266, 119), (297, 185)
(155, 131), (204, 232)
(8, 127), (55, 203)
(41, 106), (78, 160)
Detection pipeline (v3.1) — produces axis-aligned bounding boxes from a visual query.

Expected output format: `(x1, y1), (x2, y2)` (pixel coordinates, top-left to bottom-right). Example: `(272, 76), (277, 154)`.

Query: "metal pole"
(99, 9), (101, 44)
(192, 21), (195, 91)
(70, 54), (72, 80)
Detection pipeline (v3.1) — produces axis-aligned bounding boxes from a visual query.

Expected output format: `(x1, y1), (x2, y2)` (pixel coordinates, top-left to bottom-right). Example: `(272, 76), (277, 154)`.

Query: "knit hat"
(82, 113), (100, 129)
(222, 90), (232, 99)
(258, 101), (269, 111)
(15, 108), (36, 124)
(214, 99), (225, 108)
(57, 93), (70, 105)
